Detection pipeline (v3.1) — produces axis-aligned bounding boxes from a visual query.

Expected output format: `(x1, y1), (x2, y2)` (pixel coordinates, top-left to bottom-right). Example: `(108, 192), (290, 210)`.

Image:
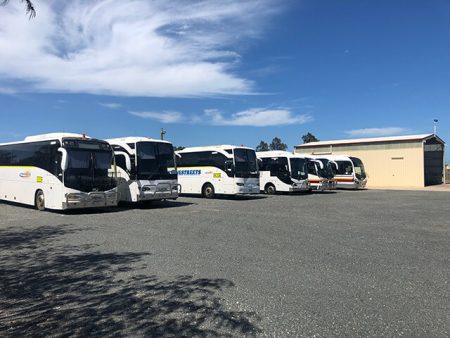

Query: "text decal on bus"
(178, 169), (201, 176)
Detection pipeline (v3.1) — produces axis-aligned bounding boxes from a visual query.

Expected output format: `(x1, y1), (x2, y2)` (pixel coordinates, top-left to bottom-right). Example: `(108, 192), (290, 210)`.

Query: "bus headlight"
(66, 193), (85, 201)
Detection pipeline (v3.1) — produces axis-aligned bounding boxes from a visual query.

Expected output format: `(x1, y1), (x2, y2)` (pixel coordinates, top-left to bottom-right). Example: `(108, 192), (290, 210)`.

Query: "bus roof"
(106, 137), (172, 145)
(0, 133), (92, 146)
(25, 133), (90, 142)
(256, 151), (297, 158)
(177, 145), (254, 153)
(301, 154), (359, 161)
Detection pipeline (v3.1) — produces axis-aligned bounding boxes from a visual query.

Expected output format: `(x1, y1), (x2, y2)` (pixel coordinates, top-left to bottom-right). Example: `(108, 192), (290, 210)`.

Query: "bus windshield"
(335, 160), (354, 176)
(290, 158), (308, 180)
(350, 157), (367, 180)
(315, 159), (334, 179)
(234, 149), (258, 178)
(64, 149), (116, 192)
(136, 142), (176, 180)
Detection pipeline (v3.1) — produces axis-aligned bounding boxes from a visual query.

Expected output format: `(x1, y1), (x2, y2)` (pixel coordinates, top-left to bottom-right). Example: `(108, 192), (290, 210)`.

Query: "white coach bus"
(257, 151), (310, 194)
(0, 133), (118, 210)
(175, 145), (259, 198)
(106, 137), (179, 203)
(322, 155), (368, 189)
(295, 154), (336, 191)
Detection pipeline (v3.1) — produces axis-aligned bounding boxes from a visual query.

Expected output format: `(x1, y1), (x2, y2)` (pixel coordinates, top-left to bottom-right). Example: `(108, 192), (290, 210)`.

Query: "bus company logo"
(178, 169), (201, 176)
(19, 170), (31, 178)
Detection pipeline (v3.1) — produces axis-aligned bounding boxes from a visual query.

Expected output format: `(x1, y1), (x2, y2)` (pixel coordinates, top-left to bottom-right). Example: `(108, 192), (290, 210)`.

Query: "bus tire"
(265, 183), (276, 195)
(202, 183), (215, 199)
(35, 190), (45, 211)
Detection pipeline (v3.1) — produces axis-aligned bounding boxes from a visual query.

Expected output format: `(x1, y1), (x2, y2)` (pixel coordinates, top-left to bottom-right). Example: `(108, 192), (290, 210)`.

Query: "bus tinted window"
(0, 140), (60, 175)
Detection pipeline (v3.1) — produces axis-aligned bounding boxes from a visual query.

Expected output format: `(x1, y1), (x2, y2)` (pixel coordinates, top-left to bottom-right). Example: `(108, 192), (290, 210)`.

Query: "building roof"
(295, 134), (445, 148)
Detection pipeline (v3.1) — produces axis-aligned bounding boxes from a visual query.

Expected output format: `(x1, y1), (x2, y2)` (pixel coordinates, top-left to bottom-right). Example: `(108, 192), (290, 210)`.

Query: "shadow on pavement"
(0, 225), (260, 337)
(180, 194), (267, 201)
(119, 200), (196, 210)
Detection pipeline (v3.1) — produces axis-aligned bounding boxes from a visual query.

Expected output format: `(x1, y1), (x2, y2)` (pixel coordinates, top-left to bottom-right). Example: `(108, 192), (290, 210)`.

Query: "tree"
(301, 132), (319, 144)
(255, 141), (269, 152)
(269, 137), (288, 151)
(1, 0), (36, 18)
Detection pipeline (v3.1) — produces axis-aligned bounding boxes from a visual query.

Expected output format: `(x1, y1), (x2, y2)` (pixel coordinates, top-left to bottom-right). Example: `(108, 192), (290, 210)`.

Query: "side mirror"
(115, 151), (132, 171)
(314, 160), (324, 169)
(58, 147), (68, 171)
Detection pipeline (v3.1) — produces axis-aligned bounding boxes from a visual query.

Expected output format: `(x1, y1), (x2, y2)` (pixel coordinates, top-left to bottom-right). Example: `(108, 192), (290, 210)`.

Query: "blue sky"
(0, 0), (449, 158)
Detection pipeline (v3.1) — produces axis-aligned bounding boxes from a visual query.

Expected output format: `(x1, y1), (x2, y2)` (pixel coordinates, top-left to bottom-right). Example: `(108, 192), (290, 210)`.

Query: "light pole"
(433, 119), (438, 135)
(160, 128), (166, 140)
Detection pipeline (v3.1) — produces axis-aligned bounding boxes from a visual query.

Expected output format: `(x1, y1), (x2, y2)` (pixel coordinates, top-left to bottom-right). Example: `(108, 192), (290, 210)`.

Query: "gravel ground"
(0, 190), (449, 337)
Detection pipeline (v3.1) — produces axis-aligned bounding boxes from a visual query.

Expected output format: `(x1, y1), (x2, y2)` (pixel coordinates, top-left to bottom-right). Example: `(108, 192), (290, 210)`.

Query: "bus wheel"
(35, 190), (45, 211)
(265, 184), (276, 195)
(202, 183), (215, 199)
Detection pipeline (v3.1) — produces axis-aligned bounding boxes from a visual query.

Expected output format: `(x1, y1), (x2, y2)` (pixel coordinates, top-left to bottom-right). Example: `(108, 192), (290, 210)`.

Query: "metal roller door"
(424, 140), (444, 186)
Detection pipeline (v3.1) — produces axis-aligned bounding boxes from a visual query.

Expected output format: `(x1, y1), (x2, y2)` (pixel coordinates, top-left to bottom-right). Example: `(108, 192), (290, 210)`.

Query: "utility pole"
(433, 119), (438, 135)
(160, 128), (166, 140)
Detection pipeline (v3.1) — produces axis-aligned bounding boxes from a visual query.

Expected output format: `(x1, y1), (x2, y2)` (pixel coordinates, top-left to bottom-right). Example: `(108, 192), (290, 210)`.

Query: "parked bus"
(106, 137), (179, 203)
(0, 133), (118, 210)
(322, 155), (368, 189)
(175, 145), (259, 198)
(256, 151), (310, 194)
(295, 154), (336, 191)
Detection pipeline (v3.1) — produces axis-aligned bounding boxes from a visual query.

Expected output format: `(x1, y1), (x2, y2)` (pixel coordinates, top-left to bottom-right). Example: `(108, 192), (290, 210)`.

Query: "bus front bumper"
(336, 178), (367, 189)
(139, 183), (181, 200)
(236, 184), (260, 195)
(311, 180), (336, 191)
(64, 190), (118, 209)
(289, 181), (310, 192)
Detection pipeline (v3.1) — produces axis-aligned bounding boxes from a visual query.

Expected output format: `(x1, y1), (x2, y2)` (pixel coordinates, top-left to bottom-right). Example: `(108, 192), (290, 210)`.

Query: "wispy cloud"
(204, 108), (312, 126)
(0, 87), (17, 95)
(346, 127), (410, 137)
(99, 102), (123, 109)
(129, 108), (312, 127)
(0, 0), (283, 97)
(129, 111), (185, 124)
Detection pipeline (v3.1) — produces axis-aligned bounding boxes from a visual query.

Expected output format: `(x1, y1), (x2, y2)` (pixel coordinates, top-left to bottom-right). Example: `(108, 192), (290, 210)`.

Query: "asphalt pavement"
(0, 190), (449, 337)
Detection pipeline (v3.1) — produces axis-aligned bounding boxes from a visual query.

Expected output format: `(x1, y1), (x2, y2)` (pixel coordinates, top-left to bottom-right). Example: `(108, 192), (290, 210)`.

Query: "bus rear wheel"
(265, 184), (276, 195)
(202, 183), (215, 199)
(35, 190), (45, 211)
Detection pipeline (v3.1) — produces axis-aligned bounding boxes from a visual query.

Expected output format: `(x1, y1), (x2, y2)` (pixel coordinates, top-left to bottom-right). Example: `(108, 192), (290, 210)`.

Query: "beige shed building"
(294, 134), (445, 188)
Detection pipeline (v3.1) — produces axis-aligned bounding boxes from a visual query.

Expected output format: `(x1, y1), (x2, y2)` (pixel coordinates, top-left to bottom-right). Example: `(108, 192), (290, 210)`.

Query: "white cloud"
(204, 108), (312, 126)
(99, 102), (122, 109)
(0, 0), (282, 97)
(346, 127), (410, 137)
(129, 108), (312, 127)
(129, 111), (185, 123)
